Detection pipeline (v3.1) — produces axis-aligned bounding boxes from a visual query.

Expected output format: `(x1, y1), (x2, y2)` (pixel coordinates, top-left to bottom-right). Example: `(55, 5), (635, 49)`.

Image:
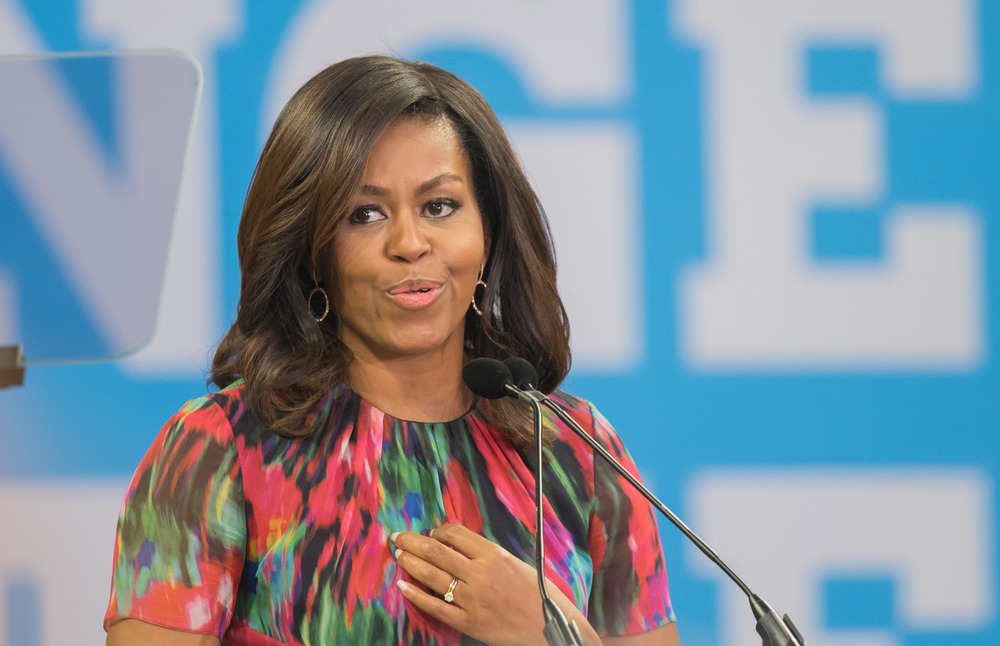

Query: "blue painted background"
(1, 1), (996, 644)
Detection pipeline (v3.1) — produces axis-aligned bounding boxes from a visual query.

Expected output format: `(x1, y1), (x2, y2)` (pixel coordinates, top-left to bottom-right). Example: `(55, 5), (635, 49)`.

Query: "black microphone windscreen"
(503, 357), (539, 391)
(462, 358), (513, 399)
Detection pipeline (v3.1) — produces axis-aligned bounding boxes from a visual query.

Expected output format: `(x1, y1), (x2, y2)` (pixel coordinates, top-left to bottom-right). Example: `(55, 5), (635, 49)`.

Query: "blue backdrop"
(0, 1), (996, 644)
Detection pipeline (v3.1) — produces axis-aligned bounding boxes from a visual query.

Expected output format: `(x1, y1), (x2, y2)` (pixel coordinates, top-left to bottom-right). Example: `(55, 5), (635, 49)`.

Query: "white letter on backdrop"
(688, 469), (994, 646)
(0, 480), (129, 646)
(675, 0), (982, 370)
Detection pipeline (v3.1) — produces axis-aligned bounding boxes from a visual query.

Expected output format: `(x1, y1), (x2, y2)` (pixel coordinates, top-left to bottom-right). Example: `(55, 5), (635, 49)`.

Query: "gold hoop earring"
(471, 266), (487, 317)
(309, 285), (330, 323)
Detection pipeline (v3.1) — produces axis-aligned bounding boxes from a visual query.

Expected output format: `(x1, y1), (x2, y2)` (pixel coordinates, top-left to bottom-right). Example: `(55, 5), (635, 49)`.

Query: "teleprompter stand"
(0, 345), (25, 389)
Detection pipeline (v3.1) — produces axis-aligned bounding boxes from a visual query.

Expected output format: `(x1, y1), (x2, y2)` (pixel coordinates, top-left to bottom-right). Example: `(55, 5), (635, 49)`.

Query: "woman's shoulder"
(546, 389), (593, 413)
(166, 380), (352, 444)
(158, 380), (255, 442)
(545, 389), (620, 448)
(174, 380), (248, 417)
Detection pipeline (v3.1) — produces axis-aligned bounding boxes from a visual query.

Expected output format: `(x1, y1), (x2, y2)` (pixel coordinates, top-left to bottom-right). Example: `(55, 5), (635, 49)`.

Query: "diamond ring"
(443, 577), (458, 604)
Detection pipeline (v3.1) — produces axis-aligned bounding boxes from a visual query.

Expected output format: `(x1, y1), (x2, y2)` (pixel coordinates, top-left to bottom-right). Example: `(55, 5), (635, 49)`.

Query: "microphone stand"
(506, 384), (585, 646)
(463, 356), (802, 645)
(532, 391), (804, 646)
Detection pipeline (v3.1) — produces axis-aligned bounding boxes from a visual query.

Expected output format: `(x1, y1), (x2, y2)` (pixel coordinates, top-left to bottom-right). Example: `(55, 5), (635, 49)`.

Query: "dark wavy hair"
(211, 55), (571, 450)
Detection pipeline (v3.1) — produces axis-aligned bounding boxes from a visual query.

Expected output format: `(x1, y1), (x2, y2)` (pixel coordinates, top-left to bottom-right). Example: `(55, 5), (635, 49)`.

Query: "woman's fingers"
(396, 578), (465, 624)
(392, 530), (474, 631)
(391, 530), (467, 596)
(427, 523), (498, 559)
(391, 530), (467, 570)
(395, 550), (459, 597)
(390, 525), (597, 645)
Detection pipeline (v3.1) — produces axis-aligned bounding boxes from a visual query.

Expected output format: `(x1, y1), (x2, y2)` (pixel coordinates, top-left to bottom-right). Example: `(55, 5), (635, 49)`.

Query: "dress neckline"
(334, 382), (480, 426)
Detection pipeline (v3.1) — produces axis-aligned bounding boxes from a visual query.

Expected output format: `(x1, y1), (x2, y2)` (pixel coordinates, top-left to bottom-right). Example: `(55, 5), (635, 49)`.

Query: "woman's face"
(329, 117), (488, 367)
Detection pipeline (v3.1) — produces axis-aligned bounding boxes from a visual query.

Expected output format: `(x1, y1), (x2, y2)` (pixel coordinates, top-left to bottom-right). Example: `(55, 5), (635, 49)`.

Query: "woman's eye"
(349, 206), (385, 224)
(423, 199), (460, 219)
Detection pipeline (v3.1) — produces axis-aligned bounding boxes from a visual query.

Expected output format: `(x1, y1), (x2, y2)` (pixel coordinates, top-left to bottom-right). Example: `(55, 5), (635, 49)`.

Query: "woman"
(105, 55), (680, 645)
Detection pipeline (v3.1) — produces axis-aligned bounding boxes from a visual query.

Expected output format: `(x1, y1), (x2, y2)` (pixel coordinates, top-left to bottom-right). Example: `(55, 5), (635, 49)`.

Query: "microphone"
(463, 358), (584, 646)
(462, 357), (516, 399)
(503, 356), (539, 391)
(471, 357), (805, 646)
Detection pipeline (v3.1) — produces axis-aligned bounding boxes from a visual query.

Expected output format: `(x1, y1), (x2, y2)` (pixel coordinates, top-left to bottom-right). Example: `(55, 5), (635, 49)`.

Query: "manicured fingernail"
(429, 528), (436, 538)
(394, 548), (402, 560)
(390, 532), (400, 542)
(397, 579), (408, 592)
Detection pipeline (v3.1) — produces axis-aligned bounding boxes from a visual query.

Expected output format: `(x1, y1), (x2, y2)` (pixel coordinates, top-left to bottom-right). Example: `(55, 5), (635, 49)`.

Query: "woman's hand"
(390, 523), (601, 646)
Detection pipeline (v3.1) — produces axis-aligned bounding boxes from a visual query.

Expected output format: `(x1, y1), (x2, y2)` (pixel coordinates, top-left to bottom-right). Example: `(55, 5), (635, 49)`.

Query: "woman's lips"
(387, 280), (443, 309)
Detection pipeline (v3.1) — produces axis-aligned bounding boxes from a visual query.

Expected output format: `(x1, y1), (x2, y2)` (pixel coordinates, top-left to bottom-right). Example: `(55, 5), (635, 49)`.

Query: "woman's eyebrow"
(416, 173), (464, 195)
(357, 173), (465, 198)
(358, 183), (389, 197)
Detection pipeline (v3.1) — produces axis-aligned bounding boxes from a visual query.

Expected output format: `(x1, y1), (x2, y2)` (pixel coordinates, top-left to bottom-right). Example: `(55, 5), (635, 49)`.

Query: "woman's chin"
(362, 331), (466, 364)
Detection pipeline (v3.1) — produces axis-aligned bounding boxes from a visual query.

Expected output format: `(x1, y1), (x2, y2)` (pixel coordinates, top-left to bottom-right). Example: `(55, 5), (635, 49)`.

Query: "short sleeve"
(104, 396), (247, 638)
(586, 403), (675, 636)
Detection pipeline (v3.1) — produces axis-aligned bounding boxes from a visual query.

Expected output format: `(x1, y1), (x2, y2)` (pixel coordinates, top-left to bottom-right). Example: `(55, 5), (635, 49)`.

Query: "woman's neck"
(346, 353), (473, 423)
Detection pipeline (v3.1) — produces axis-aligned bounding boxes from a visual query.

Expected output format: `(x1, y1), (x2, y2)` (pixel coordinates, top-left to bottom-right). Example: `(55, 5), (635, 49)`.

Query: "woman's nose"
(385, 212), (431, 261)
